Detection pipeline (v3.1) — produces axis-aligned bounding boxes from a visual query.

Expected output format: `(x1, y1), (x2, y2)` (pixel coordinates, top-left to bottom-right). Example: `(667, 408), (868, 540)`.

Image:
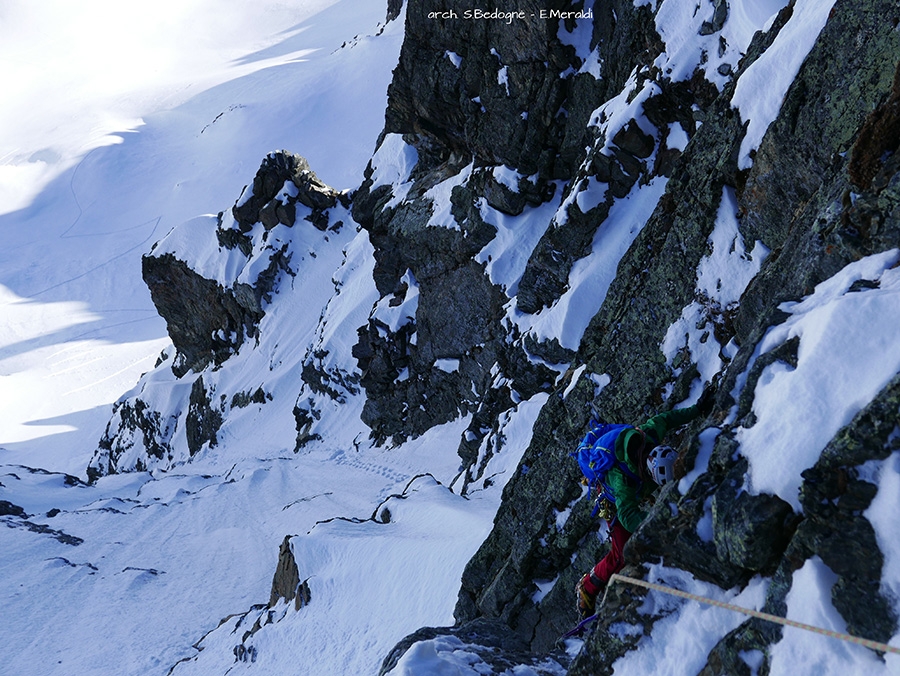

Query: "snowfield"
(1, 0), (898, 675)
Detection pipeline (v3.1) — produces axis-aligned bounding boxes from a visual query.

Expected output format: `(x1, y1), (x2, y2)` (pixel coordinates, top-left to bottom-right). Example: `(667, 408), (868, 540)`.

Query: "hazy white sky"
(0, 0), (336, 211)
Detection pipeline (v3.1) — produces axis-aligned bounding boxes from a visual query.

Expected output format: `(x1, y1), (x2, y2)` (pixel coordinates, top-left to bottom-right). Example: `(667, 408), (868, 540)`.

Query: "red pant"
(585, 520), (631, 595)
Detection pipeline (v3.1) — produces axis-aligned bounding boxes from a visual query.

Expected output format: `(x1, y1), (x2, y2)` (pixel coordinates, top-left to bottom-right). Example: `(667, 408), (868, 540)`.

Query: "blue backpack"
(572, 421), (643, 518)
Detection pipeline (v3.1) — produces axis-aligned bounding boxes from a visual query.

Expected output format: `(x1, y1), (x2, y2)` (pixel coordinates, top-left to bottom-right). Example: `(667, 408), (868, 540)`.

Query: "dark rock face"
(143, 253), (267, 378)
(730, 7), (900, 353)
(351, 158), (556, 452)
(385, 1), (581, 177)
(269, 536), (311, 611)
(232, 150), (345, 233)
(0, 500), (27, 518)
(349, 0), (672, 463)
(711, 471), (796, 573)
(382, 0), (900, 671)
(186, 376), (223, 457)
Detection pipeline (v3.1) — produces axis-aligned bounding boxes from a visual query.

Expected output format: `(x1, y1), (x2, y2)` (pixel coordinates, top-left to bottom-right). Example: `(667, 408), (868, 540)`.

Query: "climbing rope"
(607, 573), (900, 656)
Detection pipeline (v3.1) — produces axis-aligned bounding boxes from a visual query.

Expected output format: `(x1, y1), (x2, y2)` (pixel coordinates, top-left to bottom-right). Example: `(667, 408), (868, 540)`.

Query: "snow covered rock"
(378, 618), (570, 675)
(89, 151), (352, 478)
(384, 0), (900, 673)
(143, 151), (344, 378)
(232, 150), (346, 232)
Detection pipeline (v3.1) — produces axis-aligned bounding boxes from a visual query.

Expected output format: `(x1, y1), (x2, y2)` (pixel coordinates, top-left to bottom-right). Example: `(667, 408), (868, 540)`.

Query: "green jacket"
(607, 405), (701, 533)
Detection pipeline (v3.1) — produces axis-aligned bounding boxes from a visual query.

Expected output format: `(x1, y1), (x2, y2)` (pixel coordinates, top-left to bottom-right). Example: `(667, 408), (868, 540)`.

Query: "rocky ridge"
(373, 0), (900, 672)
(88, 149), (351, 479)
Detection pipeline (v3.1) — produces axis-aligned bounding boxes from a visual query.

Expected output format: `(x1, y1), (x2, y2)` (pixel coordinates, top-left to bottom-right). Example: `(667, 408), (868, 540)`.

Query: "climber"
(574, 383), (716, 619)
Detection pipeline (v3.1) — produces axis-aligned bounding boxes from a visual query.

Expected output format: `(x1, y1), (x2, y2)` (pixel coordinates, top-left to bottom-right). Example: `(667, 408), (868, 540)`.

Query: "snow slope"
(0, 0), (395, 472)
(0, 2), (442, 674)
(2, 0), (899, 675)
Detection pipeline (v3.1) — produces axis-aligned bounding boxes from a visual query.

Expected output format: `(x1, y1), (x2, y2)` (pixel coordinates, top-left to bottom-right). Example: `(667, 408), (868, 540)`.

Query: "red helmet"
(647, 445), (678, 485)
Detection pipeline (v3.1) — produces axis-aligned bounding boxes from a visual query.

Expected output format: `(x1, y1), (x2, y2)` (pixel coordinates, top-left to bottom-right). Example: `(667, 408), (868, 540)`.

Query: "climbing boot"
(575, 572), (604, 619)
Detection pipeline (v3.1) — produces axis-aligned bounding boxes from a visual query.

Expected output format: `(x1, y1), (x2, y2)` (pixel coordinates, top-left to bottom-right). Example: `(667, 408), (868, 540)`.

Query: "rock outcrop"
(348, 0), (681, 476)
(89, 150), (346, 479)
(142, 252), (268, 379)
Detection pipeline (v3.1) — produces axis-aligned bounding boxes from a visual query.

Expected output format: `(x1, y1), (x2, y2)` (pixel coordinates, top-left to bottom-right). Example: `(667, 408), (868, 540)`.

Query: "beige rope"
(607, 573), (900, 656)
